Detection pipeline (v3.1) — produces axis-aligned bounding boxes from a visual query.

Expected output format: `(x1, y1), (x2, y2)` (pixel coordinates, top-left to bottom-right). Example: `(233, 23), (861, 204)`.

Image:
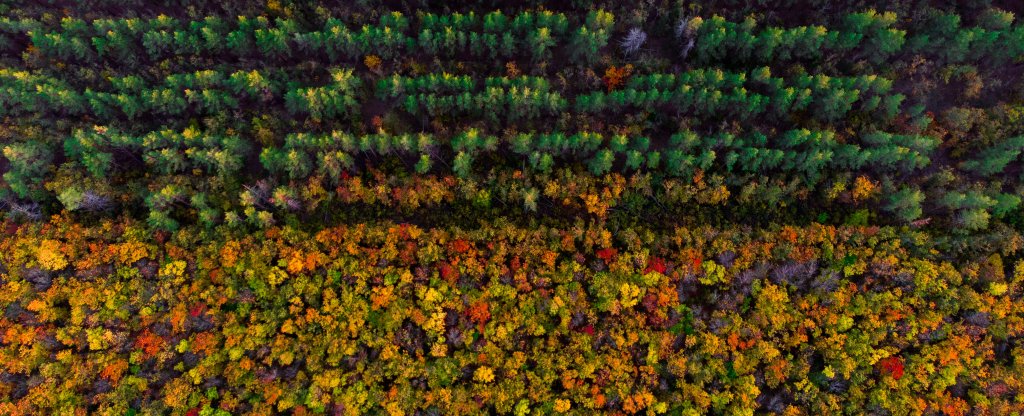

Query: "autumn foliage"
(0, 215), (1019, 414)
(602, 64), (633, 91)
(878, 356), (905, 380)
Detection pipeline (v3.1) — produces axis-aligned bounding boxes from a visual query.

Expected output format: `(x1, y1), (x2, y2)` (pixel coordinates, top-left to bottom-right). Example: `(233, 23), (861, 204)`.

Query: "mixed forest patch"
(1, 0), (1023, 414)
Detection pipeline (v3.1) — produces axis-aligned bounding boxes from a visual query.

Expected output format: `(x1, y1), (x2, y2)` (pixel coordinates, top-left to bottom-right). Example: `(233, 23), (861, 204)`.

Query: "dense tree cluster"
(2, 217), (1023, 415)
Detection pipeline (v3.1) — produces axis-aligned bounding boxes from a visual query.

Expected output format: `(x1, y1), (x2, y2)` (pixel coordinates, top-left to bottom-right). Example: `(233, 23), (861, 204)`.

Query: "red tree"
(878, 356), (904, 380)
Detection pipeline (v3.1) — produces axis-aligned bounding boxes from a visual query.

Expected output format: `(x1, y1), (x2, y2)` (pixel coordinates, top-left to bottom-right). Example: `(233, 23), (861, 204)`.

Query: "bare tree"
(79, 191), (112, 212)
(621, 28), (647, 55)
(675, 17), (696, 59)
(4, 200), (42, 221)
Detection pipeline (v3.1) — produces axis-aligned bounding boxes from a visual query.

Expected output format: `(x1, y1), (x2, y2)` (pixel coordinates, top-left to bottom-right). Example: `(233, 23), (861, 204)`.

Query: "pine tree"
(625, 150), (644, 171)
(957, 208), (990, 230)
(529, 27), (555, 62)
(570, 10), (613, 64)
(415, 154), (433, 174)
(886, 186), (924, 223)
(453, 151), (474, 178)
(2, 141), (53, 199)
(588, 149), (615, 175)
(523, 187), (539, 212)
(530, 151), (554, 173)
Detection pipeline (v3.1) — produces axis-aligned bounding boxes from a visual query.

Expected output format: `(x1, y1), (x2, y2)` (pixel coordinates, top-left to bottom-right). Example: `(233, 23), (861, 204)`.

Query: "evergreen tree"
(588, 149), (615, 175)
(886, 186), (925, 223)
(453, 151), (474, 178)
(415, 154), (433, 174)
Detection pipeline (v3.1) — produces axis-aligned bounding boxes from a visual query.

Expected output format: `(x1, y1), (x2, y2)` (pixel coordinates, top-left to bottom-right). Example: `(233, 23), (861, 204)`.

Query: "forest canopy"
(1, 0), (1023, 415)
